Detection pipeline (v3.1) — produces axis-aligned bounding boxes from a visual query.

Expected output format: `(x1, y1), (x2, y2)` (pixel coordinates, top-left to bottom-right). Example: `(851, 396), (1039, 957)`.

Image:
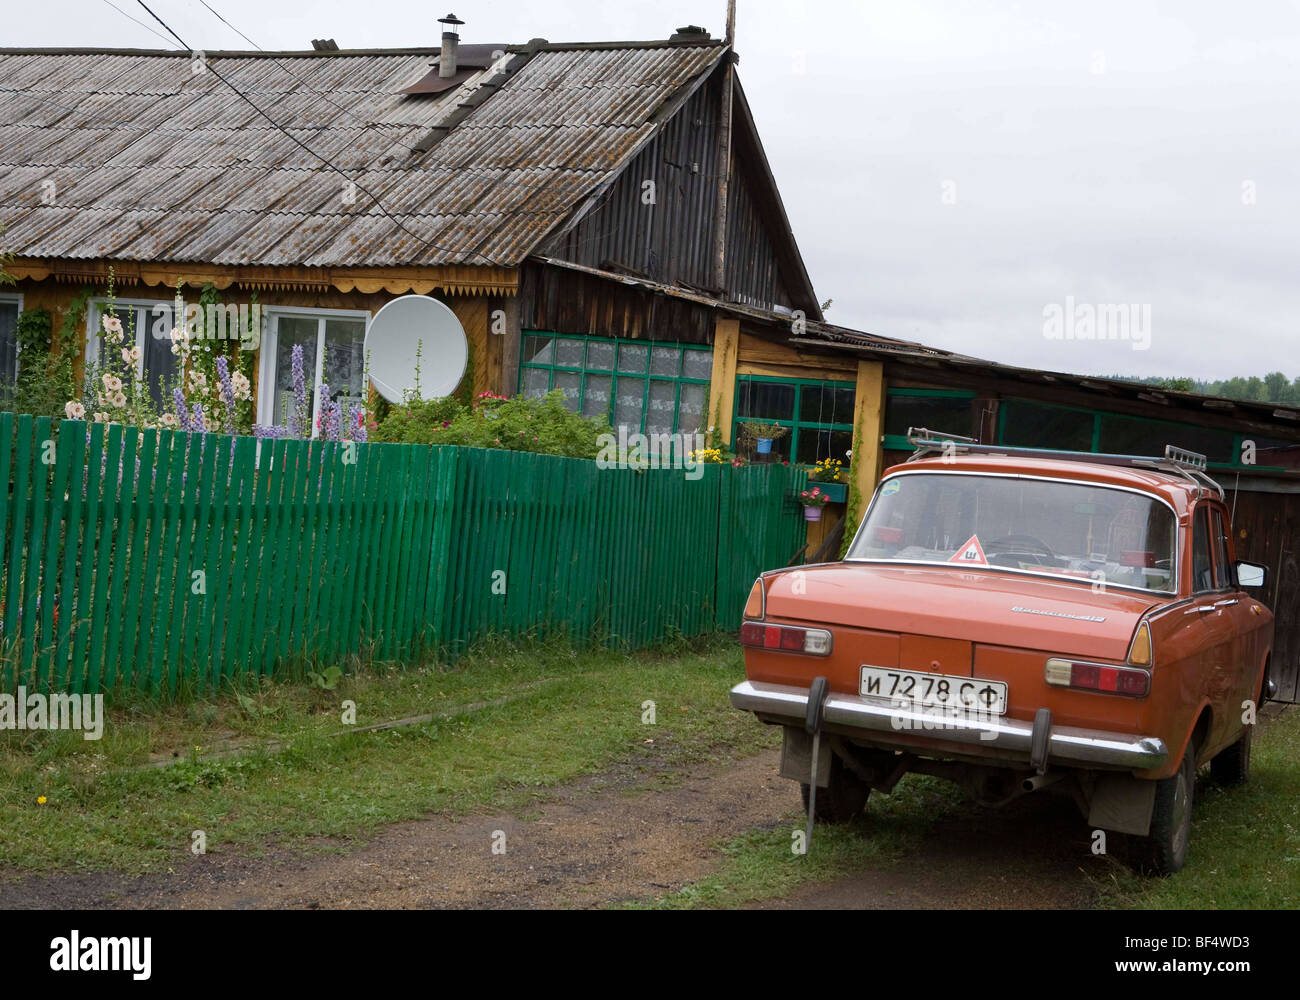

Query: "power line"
(129, 0), (502, 266)
(99, 0), (177, 48)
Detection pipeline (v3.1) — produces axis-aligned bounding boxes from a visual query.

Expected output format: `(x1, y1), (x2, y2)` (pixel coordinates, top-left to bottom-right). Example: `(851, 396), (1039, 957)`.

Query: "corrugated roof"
(0, 42), (725, 268)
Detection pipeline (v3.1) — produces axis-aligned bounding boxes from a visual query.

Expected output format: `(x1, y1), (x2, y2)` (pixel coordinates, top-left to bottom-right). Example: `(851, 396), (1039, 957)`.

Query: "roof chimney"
(439, 13), (464, 78)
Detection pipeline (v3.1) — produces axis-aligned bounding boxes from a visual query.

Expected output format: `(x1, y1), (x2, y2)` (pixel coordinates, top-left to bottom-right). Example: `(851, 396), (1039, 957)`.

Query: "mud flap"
(780, 727), (831, 787)
(802, 677), (831, 852)
(1088, 773), (1158, 836)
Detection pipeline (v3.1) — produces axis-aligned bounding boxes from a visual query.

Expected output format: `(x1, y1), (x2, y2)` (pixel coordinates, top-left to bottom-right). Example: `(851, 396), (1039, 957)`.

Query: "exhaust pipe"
(1022, 772), (1064, 793)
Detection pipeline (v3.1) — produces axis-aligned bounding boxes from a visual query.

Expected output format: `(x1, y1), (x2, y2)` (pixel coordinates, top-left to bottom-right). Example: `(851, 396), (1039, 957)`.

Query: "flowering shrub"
(68, 279), (254, 436)
(372, 390), (608, 459)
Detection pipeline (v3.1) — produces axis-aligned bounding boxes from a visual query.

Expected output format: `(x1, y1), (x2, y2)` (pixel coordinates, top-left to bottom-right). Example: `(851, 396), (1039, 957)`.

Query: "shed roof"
(0, 40), (726, 268)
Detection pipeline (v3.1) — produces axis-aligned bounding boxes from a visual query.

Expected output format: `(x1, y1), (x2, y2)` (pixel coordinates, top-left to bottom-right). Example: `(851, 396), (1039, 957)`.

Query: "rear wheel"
(800, 753), (870, 824)
(1211, 724), (1251, 785)
(1144, 743), (1195, 875)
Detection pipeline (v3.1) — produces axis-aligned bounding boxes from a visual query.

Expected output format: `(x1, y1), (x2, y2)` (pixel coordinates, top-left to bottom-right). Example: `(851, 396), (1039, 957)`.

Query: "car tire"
(800, 753), (870, 824)
(1144, 743), (1195, 876)
(1211, 724), (1251, 785)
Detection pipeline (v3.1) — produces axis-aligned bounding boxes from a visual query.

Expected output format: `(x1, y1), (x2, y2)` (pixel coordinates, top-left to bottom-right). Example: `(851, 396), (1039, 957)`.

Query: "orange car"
(732, 433), (1275, 874)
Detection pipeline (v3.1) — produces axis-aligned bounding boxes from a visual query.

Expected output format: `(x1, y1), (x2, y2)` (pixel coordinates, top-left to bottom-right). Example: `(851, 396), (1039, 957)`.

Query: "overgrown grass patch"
(0, 634), (774, 874)
(1093, 707), (1300, 909)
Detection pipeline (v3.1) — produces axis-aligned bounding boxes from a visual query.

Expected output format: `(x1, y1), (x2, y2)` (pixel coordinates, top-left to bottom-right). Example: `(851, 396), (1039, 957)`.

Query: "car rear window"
(847, 473), (1178, 594)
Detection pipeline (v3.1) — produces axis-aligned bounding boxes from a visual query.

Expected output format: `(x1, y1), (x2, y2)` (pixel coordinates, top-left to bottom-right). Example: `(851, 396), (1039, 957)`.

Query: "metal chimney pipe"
(438, 13), (464, 78)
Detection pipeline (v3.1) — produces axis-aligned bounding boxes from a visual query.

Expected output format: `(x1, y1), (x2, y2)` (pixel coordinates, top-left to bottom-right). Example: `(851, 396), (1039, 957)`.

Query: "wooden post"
(708, 317), (740, 445)
(712, 2), (736, 292)
(850, 359), (887, 532)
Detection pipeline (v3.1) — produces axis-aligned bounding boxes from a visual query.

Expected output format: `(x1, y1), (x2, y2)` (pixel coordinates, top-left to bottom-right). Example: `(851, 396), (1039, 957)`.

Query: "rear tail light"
(743, 578), (765, 621)
(1045, 657), (1150, 697)
(740, 622), (833, 656)
(1127, 621), (1153, 666)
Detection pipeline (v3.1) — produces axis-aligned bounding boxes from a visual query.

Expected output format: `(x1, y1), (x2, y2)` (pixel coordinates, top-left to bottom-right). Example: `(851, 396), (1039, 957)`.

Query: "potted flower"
(799, 486), (831, 522)
(807, 456), (849, 503)
(737, 420), (789, 456)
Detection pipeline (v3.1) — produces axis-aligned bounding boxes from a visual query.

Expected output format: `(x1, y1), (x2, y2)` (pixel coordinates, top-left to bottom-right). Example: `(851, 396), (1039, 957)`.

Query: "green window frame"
(732, 375), (856, 466)
(518, 332), (713, 436)
(883, 388), (976, 451)
(995, 397), (1290, 472)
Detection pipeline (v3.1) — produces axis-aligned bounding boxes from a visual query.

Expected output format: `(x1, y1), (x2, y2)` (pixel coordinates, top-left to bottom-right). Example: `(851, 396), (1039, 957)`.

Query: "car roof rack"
(904, 428), (1224, 500)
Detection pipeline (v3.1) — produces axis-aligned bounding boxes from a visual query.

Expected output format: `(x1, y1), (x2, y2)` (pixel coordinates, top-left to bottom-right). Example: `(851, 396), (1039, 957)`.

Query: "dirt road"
(2, 745), (1110, 909)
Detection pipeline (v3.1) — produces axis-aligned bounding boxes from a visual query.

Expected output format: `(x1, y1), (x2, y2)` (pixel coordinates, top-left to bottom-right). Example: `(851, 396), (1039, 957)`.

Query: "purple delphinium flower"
(190, 403), (206, 434)
(173, 387), (191, 432)
(216, 355), (237, 435)
(322, 397), (342, 442)
(289, 344), (308, 439)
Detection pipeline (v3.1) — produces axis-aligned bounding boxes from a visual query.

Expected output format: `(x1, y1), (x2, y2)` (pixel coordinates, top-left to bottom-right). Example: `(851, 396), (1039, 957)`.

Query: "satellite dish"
(365, 295), (468, 403)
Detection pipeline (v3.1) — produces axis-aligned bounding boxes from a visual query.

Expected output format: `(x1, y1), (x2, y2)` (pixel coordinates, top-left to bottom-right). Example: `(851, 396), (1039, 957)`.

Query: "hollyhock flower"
(102, 374), (123, 394)
(102, 315), (123, 336)
(65, 401), (86, 420)
(110, 390), (127, 408)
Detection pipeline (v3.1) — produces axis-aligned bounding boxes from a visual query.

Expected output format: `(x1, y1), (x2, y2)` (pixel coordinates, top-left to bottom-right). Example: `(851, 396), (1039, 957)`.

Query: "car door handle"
(1214, 599), (1239, 608)
(1185, 605), (1216, 614)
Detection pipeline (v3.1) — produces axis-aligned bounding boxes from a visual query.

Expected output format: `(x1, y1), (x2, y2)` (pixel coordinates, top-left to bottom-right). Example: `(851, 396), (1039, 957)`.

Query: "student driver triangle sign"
(948, 534), (988, 566)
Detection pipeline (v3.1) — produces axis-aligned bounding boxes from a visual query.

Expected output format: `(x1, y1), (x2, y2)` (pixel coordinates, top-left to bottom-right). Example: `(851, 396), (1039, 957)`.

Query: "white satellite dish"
(365, 295), (468, 403)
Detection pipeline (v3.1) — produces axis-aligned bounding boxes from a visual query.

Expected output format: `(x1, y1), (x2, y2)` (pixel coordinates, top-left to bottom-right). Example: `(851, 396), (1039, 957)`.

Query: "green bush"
(372, 391), (609, 460)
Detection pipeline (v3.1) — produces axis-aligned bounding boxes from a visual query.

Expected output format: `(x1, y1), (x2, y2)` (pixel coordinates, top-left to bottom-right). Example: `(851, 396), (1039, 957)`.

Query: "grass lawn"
(633, 708), (1300, 910)
(0, 636), (775, 874)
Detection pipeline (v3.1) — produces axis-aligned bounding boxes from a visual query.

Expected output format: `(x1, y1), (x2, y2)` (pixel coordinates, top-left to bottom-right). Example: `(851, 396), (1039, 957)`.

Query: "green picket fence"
(0, 414), (808, 694)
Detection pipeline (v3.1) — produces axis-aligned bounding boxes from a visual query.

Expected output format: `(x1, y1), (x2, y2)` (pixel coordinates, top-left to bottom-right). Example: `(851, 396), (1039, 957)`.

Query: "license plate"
(860, 666), (1008, 715)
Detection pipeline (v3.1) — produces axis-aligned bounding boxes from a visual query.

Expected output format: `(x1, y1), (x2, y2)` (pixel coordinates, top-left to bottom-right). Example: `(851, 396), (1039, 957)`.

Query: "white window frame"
(0, 292), (23, 381)
(256, 306), (371, 438)
(83, 296), (174, 382)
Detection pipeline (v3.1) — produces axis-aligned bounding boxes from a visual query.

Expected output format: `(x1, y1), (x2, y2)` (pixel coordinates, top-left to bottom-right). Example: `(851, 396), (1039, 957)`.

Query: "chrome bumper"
(730, 680), (1168, 771)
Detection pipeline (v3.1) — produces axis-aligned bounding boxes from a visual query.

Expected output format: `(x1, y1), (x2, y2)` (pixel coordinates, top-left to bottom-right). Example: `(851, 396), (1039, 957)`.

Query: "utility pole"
(712, 0), (737, 294)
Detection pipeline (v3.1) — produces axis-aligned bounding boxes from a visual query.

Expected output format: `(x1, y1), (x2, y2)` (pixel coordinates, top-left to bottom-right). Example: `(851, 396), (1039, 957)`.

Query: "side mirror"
(1235, 561), (1268, 589)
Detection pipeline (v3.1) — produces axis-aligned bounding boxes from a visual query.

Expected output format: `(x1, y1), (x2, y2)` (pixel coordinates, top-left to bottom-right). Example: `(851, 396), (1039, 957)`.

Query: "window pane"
(1098, 413), (1235, 464)
(555, 338), (585, 368)
(736, 379), (795, 421)
(676, 383), (707, 436)
(650, 345), (680, 377)
(522, 367), (550, 399)
(553, 371), (581, 412)
(585, 340), (616, 371)
(323, 319), (366, 411)
(582, 374), (612, 421)
(274, 317), (319, 427)
(617, 343), (648, 374)
(796, 428), (853, 465)
(614, 379), (645, 431)
(800, 383), (856, 426)
(885, 393), (972, 440)
(1192, 508), (1213, 592)
(1211, 509), (1231, 589)
(522, 335), (553, 366)
(1000, 399), (1093, 452)
(681, 350), (713, 381)
(646, 380), (677, 436)
(140, 309), (178, 408)
(0, 303), (18, 383)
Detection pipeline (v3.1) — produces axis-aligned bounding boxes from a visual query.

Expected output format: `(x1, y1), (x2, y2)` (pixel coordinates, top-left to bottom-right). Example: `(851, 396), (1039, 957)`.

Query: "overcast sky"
(8, 1), (1300, 381)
